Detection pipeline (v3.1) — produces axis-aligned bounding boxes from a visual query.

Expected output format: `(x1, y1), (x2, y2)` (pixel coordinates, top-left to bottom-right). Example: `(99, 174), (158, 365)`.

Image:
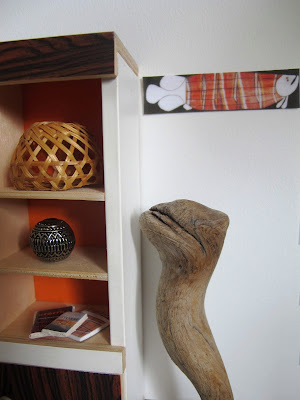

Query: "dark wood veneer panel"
(0, 363), (121, 400)
(0, 32), (116, 84)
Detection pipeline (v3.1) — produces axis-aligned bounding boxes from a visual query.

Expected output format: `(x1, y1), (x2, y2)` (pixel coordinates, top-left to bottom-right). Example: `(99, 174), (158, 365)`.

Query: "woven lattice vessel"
(10, 121), (102, 191)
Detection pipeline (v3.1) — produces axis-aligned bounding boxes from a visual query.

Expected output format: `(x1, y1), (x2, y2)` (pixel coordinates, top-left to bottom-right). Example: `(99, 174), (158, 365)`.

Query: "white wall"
(1, 1), (300, 399)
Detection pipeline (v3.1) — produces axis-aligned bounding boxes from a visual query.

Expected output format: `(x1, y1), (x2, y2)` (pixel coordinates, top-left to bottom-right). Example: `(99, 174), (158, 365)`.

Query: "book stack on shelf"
(30, 306), (109, 342)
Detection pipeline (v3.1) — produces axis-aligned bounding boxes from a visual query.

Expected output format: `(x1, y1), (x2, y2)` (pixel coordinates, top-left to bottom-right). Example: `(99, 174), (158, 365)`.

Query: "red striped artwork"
(144, 70), (299, 114)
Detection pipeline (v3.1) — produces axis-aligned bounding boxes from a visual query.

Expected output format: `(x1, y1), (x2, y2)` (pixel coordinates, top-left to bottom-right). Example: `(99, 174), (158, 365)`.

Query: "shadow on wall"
(130, 211), (144, 362)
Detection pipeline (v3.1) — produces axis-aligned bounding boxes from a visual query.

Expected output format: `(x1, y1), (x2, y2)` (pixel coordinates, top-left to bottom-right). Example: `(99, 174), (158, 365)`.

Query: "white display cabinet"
(0, 32), (142, 400)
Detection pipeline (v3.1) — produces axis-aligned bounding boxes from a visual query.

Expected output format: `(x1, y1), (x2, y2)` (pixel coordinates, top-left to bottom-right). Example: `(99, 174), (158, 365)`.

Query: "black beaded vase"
(30, 218), (75, 262)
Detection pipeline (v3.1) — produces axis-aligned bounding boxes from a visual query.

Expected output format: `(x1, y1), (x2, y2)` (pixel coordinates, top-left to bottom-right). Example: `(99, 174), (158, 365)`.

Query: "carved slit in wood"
(140, 199), (234, 400)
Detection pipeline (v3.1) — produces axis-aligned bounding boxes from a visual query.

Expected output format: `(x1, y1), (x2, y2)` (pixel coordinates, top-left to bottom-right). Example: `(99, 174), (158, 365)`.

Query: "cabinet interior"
(0, 78), (110, 346)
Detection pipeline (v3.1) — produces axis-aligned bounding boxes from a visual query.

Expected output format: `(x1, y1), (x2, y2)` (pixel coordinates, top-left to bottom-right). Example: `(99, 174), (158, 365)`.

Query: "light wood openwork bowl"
(10, 122), (102, 191)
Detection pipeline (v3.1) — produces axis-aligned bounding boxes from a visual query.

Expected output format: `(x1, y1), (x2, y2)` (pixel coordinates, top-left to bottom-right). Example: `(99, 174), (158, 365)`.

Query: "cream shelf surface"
(0, 246), (108, 280)
(0, 301), (124, 374)
(0, 186), (105, 201)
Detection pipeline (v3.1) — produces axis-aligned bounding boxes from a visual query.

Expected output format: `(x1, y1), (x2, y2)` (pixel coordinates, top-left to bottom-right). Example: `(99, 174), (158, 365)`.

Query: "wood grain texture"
(0, 85), (23, 187)
(0, 301), (113, 353)
(0, 32), (116, 85)
(140, 199), (234, 400)
(0, 363), (121, 400)
(0, 198), (34, 331)
(0, 246), (108, 280)
(0, 274), (35, 332)
(0, 186), (105, 201)
(114, 33), (138, 76)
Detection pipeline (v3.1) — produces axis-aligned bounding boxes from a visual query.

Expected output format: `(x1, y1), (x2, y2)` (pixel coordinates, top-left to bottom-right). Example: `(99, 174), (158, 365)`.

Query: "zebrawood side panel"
(0, 363), (121, 400)
(0, 32), (116, 84)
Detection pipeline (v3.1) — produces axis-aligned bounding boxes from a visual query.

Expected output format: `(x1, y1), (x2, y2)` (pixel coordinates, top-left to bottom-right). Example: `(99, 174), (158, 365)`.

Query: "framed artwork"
(143, 69), (299, 114)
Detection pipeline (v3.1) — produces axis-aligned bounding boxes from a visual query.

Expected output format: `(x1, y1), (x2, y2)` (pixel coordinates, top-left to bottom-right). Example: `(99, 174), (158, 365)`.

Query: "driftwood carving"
(140, 199), (234, 400)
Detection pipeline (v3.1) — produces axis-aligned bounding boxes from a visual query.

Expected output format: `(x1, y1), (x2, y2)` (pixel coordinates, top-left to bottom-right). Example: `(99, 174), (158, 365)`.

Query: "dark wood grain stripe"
(0, 33), (116, 85)
(0, 363), (121, 400)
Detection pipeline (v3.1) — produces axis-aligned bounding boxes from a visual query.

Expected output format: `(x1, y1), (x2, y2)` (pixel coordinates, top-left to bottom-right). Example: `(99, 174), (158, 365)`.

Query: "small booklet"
(69, 310), (110, 342)
(42, 311), (88, 337)
(29, 306), (75, 339)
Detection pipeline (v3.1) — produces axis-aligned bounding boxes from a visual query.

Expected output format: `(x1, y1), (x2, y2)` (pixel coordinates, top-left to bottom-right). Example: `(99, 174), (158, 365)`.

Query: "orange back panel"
(23, 79), (106, 305)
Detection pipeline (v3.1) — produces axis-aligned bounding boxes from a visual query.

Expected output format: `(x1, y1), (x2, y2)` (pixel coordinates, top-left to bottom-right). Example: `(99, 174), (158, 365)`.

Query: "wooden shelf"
(0, 187), (105, 201)
(0, 301), (125, 374)
(0, 246), (108, 280)
(0, 301), (110, 348)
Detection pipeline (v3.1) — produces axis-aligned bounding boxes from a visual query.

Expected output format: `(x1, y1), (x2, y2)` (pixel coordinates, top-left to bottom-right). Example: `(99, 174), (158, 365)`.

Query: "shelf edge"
(0, 341), (125, 374)
(0, 187), (105, 201)
(0, 246), (108, 281)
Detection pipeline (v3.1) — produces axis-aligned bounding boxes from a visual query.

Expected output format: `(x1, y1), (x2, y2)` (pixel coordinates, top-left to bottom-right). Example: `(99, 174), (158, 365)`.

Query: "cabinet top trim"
(0, 32), (138, 85)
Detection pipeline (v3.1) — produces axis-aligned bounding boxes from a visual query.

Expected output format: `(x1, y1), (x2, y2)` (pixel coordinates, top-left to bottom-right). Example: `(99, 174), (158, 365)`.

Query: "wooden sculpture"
(140, 199), (234, 400)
